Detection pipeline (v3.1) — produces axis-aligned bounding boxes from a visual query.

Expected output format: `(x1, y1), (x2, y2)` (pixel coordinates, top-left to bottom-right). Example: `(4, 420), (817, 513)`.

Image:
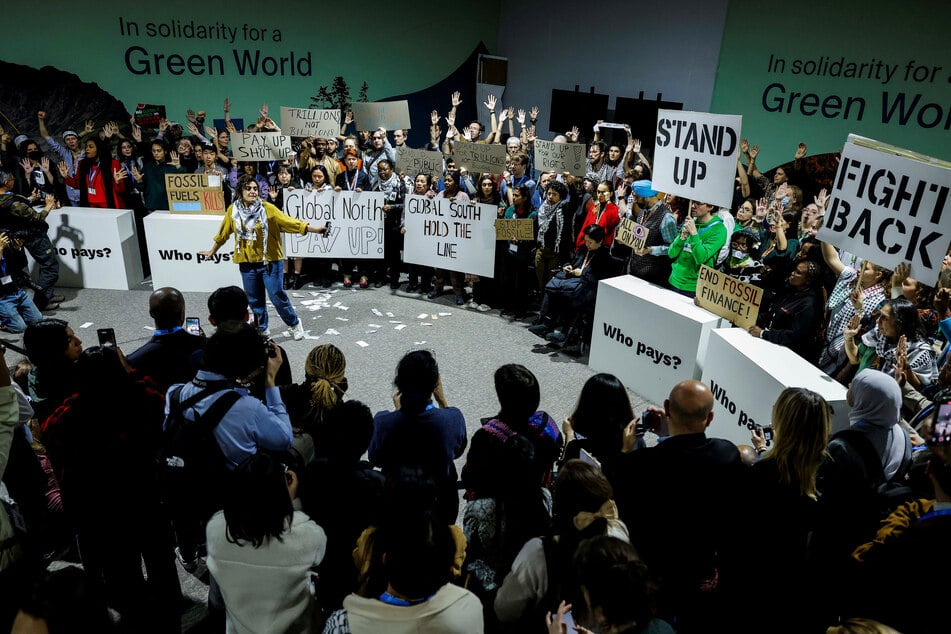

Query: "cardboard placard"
(495, 218), (535, 241)
(282, 189), (385, 259)
(396, 146), (444, 177)
(403, 194), (497, 277)
(614, 217), (649, 250)
(533, 139), (587, 177)
(816, 134), (951, 287)
(652, 109), (742, 209)
(695, 265), (763, 330)
(231, 132), (293, 161)
(452, 140), (507, 174)
(164, 173), (226, 214)
(279, 107), (340, 139)
(351, 101), (411, 131)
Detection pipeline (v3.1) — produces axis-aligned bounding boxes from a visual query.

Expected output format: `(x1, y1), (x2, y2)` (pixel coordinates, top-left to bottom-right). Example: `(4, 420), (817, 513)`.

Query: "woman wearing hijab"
(199, 173), (327, 341)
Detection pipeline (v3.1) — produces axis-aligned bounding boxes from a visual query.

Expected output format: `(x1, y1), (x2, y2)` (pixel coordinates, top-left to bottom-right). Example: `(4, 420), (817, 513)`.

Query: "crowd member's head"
(208, 285), (250, 326)
(573, 536), (657, 634)
(443, 169), (461, 195)
(859, 261), (891, 290)
(24, 318), (83, 368)
(629, 161), (651, 181)
(148, 287), (185, 330)
(343, 147), (359, 171)
(466, 120), (484, 141)
(509, 152), (529, 176)
(223, 451), (297, 548)
(392, 129), (407, 147)
(553, 459), (626, 541)
(897, 272), (936, 310)
(117, 139), (136, 161)
(150, 139), (170, 165)
(309, 164), (329, 188)
(304, 344), (348, 412)
(664, 380), (715, 434)
(582, 173), (599, 194)
(773, 166), (789, 185)
(203, 321), (266, 380)
(631, 180), (660, 209)
(413, 173), (433, 195)
(768, 387), (831, 499)
(730, 229), (762, 262)
(607, 144), (622, 165)
(394, 350), (439, 413)
(594, 180), (613, 206)
(177, 137), (194, 158)
(736, 198), (756, 225)
(847, 370), (909, 480)
(787, 260), (822, 293)
(588, 141), (607, 165)
(316, 399), (373, 463)
(63, 129), (80, 152)
(240, 161), (258, 176)
(0, 169), (14, 192)
(217, 129), (230, 148)
(825, 618), (902, 634)
(511, 184), (532, 212)
(199, 142), (218, 168)
(83, 137), (112, 163)
(236, 173), (260, 205)
(12, 567), (113, 634)
(877, 297), (925, 343)
(582, 223), (606, 251)
(505, 135), (522, 155)
(689, 200), (716, 223)
(570, 373), (634, 457)
(545, 180), (568, 205)
(494, 364), (540, 427)
(369, 129), (387, 151)
(76, 345), (132, 396)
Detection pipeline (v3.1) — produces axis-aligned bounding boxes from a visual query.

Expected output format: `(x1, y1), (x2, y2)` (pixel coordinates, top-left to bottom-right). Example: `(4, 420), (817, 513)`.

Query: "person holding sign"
(134, 139), (187, 212)
(748, 260), (825, 362)
(500, 185), (537, 318)
(374, 160), (406, 289)
(629, 181), (677, 285)
(429, 170), (470, 305)
(199, 173), (327, 340)
(667, 201), (728, 297)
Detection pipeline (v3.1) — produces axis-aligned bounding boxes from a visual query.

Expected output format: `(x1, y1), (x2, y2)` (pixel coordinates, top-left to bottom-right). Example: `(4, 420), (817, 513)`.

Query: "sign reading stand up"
(652, 109), (742, 209)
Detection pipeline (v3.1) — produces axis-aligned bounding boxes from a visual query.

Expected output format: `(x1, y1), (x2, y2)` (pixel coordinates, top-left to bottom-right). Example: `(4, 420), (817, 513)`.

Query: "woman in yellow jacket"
(200, 173), (326, 340)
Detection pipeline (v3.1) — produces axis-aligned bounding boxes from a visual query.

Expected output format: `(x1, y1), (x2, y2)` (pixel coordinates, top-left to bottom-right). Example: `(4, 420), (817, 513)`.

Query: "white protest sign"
(232, 132), (293, 161)
(452, 140), (507, 174)
(396, 146), (444, 177)
(700, 328), (849, 448)
(402, 194), (497, 277)
(534, 139), (586, 177)
(817, 134), (951, 286)
(280, 107), (340, 139)
(282, 189), (385, 259)
(352, 101), (411, 131)
(652, 109), (742, 209)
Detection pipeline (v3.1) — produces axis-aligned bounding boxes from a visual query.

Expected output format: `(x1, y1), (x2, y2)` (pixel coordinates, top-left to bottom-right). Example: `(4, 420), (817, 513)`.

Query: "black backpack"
(160, 383), (241, 520)
(832, 428), (914, 520)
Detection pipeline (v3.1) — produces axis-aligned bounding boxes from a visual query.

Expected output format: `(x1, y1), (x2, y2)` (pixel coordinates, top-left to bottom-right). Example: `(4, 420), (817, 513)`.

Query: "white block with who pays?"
(144, 211), (242, 292)
(699, 328), (849, 449)
(30, 207), (143, 290)
(588, 275), (723, 408)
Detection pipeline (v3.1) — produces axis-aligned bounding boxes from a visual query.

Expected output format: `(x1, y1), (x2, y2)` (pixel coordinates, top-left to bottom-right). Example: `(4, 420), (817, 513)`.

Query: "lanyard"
(153, 326), (183, 336)
(918, 508), (951, 522)
(378, 591), (434, 607)
(87, 163), (100, 187)
(345, 170), (357, 191)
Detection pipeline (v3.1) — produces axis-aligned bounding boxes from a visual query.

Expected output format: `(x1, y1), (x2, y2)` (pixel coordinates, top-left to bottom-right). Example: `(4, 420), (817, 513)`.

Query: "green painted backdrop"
(711, 0), (951, 167)
(0, 0), (499, 125)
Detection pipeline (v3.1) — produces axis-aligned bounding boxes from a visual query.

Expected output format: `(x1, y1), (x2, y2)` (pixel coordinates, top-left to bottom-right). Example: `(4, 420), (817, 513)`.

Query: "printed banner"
(533, 139), (586, 177)
(652, 109), (742, 209)
(452, 140), (507, 174)
(164, 173), (226, 214)
(817, 134), (951, 286)
(351, 101), (411, 131)
(282, 189), (385, 259)
(231, 132), (293, 161)
(695, 265), (763, 330)
(495, 218), (535, 241)
(396, 146), (444, 177)
(403, 194), (497, 277)
(614, 218), (649, 250)
(280, 107), (340, 138)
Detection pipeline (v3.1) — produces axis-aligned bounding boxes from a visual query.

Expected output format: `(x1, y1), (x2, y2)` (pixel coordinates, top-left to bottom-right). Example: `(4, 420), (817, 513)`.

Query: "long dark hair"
(888, 296), (926, 341)
(78, 137), (119, 207)
(223, 452), (294, 548)
(570, 373), (634, 457)
(394, 350), (439, 413)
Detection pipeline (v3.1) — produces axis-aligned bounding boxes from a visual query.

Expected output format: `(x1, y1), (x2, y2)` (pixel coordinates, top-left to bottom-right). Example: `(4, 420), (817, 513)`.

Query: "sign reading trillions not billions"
(402, 194), (498, 277)
(652, 109), (742, 209)
(279, 107), (340, 138)
(282, 189), (385, 259)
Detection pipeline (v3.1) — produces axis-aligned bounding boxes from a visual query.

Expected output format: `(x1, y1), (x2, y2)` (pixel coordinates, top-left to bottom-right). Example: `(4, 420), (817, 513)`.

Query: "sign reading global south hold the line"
(652, 109), (742, 209)
(402, 194), (498, 277)
(817, 134), (951, 287)
(282, 190), (385, 259)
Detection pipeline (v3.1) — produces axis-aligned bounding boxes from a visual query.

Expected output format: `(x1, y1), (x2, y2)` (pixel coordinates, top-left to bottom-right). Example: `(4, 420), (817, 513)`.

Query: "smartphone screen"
(931, 403), (951, 445)
(578, 448), (602, 470)
(97, 328), (116, 348)
(185, 317), (201, 336)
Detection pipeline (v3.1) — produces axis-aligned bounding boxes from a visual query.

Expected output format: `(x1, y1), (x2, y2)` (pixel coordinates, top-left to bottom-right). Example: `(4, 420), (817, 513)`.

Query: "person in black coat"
(748, 260), (824, 363)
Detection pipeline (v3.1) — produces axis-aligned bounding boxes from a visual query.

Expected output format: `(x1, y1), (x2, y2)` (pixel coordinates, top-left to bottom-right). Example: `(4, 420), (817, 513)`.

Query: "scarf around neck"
(232, 196), (268, 262)
(537, 199), (566, 245)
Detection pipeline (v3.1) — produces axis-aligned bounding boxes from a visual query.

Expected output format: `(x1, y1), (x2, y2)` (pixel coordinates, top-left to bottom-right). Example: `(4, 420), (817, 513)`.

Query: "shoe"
(500, 309), (513, 317)
(455, 295), (467, 306)
(321, 278), (332, 288)
(343, 276), (353, 288)
(283, 274), (294, 290)
(390, 281), (401, 290)
(260, 328), (271, 337)
(427, 288), (442, 300)
(406, 283), (419, 293)
(562, 343), (583, 357)
(49, 294), (66, 303)
(468, 300), (480, 310)
(477, 303), (491, 312)
(40, 302), (60, 312)
(293, 274), (307, 290)
(374, 279), (385, 289)
(291, 321), (305, 341)
(546, 331), (567, 344)
(359, 276), (369, 289)
(527, 323), (551, 337)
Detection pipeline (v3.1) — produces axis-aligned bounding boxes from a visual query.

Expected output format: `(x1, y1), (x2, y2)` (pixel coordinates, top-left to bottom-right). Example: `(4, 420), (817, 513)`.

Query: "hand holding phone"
(97, 328), (117, 348)
(185, 317), (201, 336)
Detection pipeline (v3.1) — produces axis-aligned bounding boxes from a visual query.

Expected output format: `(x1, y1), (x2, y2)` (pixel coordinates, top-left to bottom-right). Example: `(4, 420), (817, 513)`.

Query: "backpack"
(160, 383), (241, 521)
(832, 428), (914, 520)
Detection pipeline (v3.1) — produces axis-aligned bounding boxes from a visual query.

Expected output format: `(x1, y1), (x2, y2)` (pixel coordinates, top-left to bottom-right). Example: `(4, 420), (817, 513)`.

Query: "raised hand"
(205, 125), (218, 141)
(84, 120), (95, 135)
(57, 161), (68, 178)
(483, 94), (497, 111)
(740, 138), (749, 154)
(526, 126), (536, 143)
(40, 156), (50, 173)
(530, 105), (539, 120)
(226, 120), (237, 134)
(186, 109), (198, 124)
(844, 313), (861, 340)
(632, 138), (642, 153)
(505, 106), (515, 120)
(430, 110), (439, 126)
(749, 145), (759, 160)
(891, 262), (911, 288)
(186, 122), (200, 137)
(756, 197), (768, 219)
(113, 167), (128, 182)
(814, 188), (829, 211)
(461, 127), (471, 141)
(44, 193), (56, 212)
(517, 109), (526, 125)
(102, 121), (117, 138)
(223, 97), (231, 113)
(446, 112), (455, 129)
(849, 286), (864, 312)
(131, 124), (142, 143)
(169, 151), (180, 167)
(344, 111), (353, 125)
(259, 103), (269, 119)
(451, 91), (462, 108)
(934, 287), (951, 315)
(130, 165), (143, 182)
(795, 142), (807, 160)
(37, 110), (46, 121)
(158, 118), (169, 135)
(268, 188), (279, 200)
(567, 126), (579, 142)
(19, 157), (32, 174)
(498, 108), (508, 123)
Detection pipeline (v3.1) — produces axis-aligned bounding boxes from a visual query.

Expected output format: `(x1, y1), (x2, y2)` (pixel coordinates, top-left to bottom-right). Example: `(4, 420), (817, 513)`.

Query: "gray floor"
(11, 275), (660, 631)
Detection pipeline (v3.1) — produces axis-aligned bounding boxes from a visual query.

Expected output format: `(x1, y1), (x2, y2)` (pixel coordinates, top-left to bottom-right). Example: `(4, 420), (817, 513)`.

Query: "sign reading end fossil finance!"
(279, 107), (340, 139)
(282, 190), (385, 259)
(652, 110), (742, 209)
(817, 134), (951, 287)
(695, 265), (763, 330)
(403, 194), (497, 277)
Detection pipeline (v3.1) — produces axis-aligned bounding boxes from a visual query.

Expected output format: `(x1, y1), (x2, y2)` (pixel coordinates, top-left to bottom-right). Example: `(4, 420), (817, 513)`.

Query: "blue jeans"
(238, 261), (299, 331)
(0, 289), (43, 333)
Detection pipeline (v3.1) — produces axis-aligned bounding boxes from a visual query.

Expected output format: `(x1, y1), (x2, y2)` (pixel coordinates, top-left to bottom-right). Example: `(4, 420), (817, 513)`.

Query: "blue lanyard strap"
(378, 591), (434, 607)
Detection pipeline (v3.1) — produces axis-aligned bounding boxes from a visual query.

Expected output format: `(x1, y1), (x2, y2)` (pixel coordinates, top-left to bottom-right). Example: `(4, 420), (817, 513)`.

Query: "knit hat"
(631, 179), (658, 197)
(62, 130), (79, 140)
(583, 171), (600, 186)
(13, 134), (29, 148)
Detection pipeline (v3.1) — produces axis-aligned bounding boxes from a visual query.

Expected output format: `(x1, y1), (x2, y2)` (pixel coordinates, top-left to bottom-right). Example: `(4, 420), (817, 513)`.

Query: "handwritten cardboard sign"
(495, 218), (535, 241)
(396, 146), (444, 177)
(695, 265), (763, 330)
(351, 101), (411, 131)
(282, 189), (385, 259)
(164, 173), (226, 214)
(231, 132), (293, 161)
(534, 139), (587, 177)
(452, 140), (507, 174)
(403, 194), (497, 277)
(280, 107), (340, 139)
(614, 218), (649, 249)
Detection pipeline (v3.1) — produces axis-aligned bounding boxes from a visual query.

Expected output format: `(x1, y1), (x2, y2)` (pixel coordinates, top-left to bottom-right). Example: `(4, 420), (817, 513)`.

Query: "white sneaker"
(291, 321), (305, 340)
(260, 328), (271, 337)
(477, 303), (491, 312)
(468, 300), (480, 310)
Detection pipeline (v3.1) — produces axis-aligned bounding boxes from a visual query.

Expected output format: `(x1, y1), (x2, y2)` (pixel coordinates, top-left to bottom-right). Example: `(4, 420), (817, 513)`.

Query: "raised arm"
(820, 238), (846, 277)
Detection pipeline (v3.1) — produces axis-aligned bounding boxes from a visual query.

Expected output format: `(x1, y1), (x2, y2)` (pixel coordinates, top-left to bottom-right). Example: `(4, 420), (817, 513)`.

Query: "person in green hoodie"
(667, 200), (727, 297)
